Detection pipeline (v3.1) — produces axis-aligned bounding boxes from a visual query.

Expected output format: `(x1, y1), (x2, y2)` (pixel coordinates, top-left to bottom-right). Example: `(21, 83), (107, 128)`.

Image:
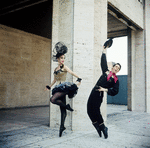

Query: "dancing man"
(87, 39), (121, 139)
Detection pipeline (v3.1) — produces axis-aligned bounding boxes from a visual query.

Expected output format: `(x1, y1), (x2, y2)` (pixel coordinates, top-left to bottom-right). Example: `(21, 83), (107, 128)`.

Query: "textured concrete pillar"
(93, 0), (107, 125)
(127, 28), (132, 111)
(145, 0), (150, 113)
(129, 29), (146, 112)
(51, 0), (107, 131)
(50, 0), (74, 129)
(72, 0), (94, 131)
(72, 0), (107, 131)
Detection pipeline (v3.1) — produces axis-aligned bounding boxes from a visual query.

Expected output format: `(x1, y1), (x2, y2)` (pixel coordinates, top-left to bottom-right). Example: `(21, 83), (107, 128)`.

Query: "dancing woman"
(87, 39), (121, 139)
(46, 42), (82, 137)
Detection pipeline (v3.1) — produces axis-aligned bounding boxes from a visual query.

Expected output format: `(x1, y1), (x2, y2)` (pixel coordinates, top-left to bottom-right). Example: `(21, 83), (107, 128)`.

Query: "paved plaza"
(0, 105), (150, 148)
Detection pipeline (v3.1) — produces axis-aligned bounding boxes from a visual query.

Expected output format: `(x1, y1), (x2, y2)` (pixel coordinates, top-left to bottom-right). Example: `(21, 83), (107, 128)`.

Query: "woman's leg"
(50, 92), (73, 137)
(50, 92), (67, 107)
(59, 95), (67, 137)
(50, 92), (73, 111)
(60, 95), (67, 127)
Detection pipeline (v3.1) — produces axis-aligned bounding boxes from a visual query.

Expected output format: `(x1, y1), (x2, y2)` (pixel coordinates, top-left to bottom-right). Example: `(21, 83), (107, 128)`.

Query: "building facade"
(0, 0), (150, 131)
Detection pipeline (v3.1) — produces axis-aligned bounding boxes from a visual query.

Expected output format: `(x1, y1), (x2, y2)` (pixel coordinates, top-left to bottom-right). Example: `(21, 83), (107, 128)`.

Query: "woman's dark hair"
(113, 63), (121, 70)
(53, 42), (68, 61)
(56, 52), (64, 59)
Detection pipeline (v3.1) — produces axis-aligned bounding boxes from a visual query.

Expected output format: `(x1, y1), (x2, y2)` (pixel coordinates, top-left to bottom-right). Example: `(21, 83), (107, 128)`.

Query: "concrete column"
(129, 29), (146, 112)
(72, 0), (94, 131)
(93, 0), (107, 123)
(72, 0), (107, 131)
(127, 28), (132, 111)
(145, 0), (150, 113)
(51, 0), (108, 131)
(50, 0), (74, 129)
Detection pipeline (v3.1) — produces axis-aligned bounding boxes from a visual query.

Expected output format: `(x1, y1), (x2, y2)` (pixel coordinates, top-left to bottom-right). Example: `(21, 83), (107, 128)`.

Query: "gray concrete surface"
(0, 104), (150, 148)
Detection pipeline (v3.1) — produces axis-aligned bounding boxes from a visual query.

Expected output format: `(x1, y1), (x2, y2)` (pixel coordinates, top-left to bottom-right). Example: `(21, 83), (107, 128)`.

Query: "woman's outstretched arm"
(64, 65), (81, 86)
(64, 65), (80, 78)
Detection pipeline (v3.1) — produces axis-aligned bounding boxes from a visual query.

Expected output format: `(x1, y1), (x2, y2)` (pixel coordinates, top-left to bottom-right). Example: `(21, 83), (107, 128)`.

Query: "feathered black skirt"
(52, 82), (78, 98)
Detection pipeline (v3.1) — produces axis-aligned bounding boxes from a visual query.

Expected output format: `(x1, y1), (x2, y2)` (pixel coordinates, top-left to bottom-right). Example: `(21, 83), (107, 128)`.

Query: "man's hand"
(97, 86), (108, 92)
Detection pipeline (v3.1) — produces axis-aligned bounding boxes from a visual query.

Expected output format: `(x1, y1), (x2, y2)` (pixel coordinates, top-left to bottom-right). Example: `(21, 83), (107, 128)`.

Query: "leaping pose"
(87, 39), (121, 139)
(46, 42), (82, 137)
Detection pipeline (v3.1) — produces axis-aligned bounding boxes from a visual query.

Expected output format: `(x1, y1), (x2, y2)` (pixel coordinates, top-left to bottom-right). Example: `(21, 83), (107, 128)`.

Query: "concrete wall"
(145, 0), (150, 113)
(93, 0), (107, 127)
(108, 75), (128, 105)
(108, 0), (149, 113)
(129, 30), (145, 112)
(0, 24), (51, 109)
(73, 0), (107, 131)
(72, 0), (95, 131)
(108, 0), (143, 29)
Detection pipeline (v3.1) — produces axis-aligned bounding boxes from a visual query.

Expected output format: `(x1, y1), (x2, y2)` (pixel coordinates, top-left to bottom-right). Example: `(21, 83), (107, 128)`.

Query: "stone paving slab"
(0, 105), (150, 148)
(45, 133), (149, 148)
(0, 107), (49, 133)
(20, 126), (150, 148)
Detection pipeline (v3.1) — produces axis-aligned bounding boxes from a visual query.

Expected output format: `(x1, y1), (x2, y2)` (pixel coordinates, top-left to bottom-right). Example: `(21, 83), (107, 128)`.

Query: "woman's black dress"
(87, 53), (119, 124)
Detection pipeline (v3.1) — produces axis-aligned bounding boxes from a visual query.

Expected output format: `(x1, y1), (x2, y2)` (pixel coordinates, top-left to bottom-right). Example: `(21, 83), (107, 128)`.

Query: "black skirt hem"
(52, 82), (78, 98)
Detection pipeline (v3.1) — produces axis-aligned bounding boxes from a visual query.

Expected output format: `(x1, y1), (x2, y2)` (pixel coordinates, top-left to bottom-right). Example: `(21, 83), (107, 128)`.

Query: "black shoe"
(66, 104), (74, 111)
(93, 122), (102, 137)
(59, 126), (66, 137)
(99, 124), (108, 139)
(103, 38), (113, 49)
